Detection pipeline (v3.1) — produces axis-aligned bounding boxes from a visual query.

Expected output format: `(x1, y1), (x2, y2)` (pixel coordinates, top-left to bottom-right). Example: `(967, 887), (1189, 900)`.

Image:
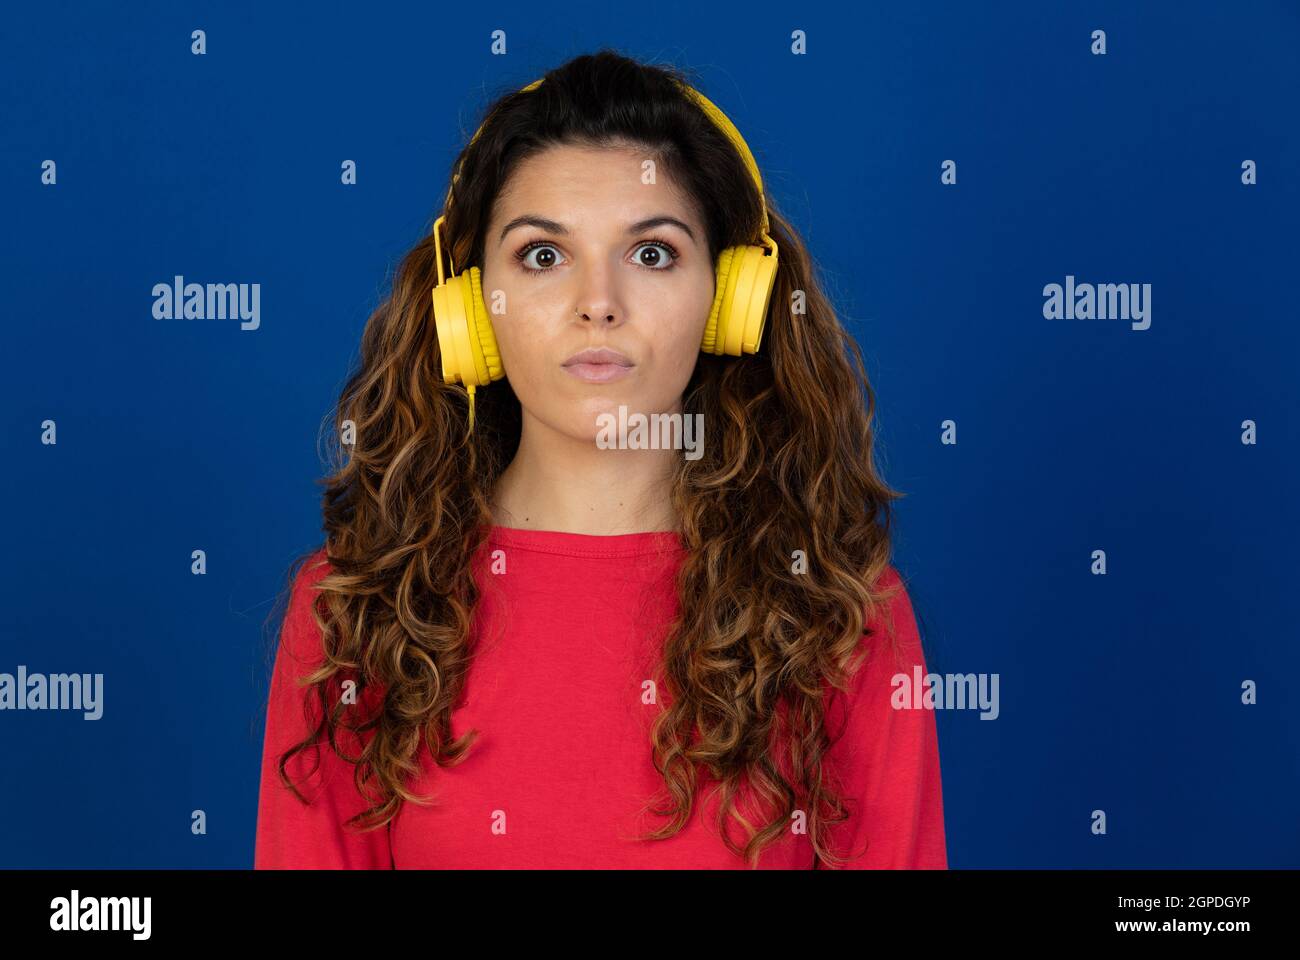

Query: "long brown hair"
(270, 48), (908, 868)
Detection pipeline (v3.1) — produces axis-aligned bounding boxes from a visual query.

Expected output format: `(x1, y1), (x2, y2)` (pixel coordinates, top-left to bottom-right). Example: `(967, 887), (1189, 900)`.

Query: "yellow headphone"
(432, 76), (779, 431)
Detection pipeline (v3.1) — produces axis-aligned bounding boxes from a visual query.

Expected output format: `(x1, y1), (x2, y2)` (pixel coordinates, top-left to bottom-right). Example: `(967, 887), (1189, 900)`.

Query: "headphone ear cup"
(466, 266), (504, 384)
(701, 247), (737, 356)
(433, 271), (469, 385)
(433, 267), (504, 386)
(704, 243), (778, 356)
(734, 243), (778, 354)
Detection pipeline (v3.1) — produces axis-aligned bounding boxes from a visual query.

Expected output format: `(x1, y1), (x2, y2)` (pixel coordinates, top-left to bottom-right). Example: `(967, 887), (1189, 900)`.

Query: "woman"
(254, 49), (947, 869)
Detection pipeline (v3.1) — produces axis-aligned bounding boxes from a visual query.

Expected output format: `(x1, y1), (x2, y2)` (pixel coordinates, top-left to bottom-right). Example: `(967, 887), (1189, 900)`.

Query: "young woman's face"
(479, 141), (715, 441)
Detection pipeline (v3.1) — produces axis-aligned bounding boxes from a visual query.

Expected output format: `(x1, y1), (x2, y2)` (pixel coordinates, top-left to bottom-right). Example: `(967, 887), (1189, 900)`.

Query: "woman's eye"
(631, 242), (677, 270)
(519, 244), (563, 271)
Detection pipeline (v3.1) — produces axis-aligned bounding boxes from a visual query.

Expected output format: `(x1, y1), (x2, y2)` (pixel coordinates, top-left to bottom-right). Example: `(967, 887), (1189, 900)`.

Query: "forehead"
(490, 141), (702, 225)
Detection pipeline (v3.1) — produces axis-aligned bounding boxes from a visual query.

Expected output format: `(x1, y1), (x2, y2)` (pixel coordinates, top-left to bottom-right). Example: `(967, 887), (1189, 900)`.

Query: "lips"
(562, 348), (633, 367)
(562, 347), (634, 384)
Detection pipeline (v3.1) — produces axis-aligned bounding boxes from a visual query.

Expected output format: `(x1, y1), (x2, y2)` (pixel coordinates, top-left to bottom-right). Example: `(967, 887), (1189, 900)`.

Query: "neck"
(490, 407), (680, 536)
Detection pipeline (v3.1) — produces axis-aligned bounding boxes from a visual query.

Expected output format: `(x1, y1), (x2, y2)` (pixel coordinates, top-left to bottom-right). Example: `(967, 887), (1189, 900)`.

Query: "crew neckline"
(486, 524), (686, 559)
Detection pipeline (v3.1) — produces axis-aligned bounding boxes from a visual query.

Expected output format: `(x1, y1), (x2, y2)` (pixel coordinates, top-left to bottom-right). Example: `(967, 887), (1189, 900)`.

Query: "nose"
(573, 256), (626, 328)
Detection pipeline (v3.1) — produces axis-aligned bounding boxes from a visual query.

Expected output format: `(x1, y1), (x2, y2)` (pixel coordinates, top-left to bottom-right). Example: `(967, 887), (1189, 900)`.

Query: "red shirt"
(254, 526), (947, 869)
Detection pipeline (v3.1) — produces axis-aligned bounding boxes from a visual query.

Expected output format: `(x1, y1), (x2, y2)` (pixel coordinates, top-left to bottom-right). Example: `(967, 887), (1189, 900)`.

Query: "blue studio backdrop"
(2, 0), (1297, 868)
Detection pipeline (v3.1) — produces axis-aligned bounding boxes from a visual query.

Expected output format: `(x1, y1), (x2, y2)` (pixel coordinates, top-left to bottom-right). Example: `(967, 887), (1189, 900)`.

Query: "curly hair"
(269, 48), (908, 868)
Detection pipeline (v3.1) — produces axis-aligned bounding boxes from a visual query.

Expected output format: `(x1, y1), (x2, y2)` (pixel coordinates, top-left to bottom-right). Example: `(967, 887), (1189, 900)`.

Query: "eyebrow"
(497, 215), (698, 246)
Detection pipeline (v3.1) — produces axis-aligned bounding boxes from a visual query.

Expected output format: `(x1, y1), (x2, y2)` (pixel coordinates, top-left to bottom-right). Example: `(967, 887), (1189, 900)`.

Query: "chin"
(573, 396), (629, 427)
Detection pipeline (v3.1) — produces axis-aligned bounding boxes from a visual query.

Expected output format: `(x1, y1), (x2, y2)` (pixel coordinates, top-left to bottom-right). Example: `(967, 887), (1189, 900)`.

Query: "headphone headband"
(438, 74), (771, 277)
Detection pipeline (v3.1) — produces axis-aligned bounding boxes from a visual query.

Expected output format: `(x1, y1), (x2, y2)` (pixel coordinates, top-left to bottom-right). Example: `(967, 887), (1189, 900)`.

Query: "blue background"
(2, 0), (1296, 868)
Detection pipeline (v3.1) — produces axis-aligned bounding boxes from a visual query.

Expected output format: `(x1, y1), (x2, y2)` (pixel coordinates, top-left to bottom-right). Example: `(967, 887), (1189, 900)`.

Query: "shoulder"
(827, 564), (928, 726)
(287, 546), (333, 608)
(294, 545), (333, 585)
(861, 563), (924, 670)
(276, 547), (387, 708)
(278, 547), (334, 665)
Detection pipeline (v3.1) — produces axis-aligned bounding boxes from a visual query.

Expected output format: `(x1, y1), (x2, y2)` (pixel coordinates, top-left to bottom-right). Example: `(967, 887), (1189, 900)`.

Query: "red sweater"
(254, 526), (947, 869)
